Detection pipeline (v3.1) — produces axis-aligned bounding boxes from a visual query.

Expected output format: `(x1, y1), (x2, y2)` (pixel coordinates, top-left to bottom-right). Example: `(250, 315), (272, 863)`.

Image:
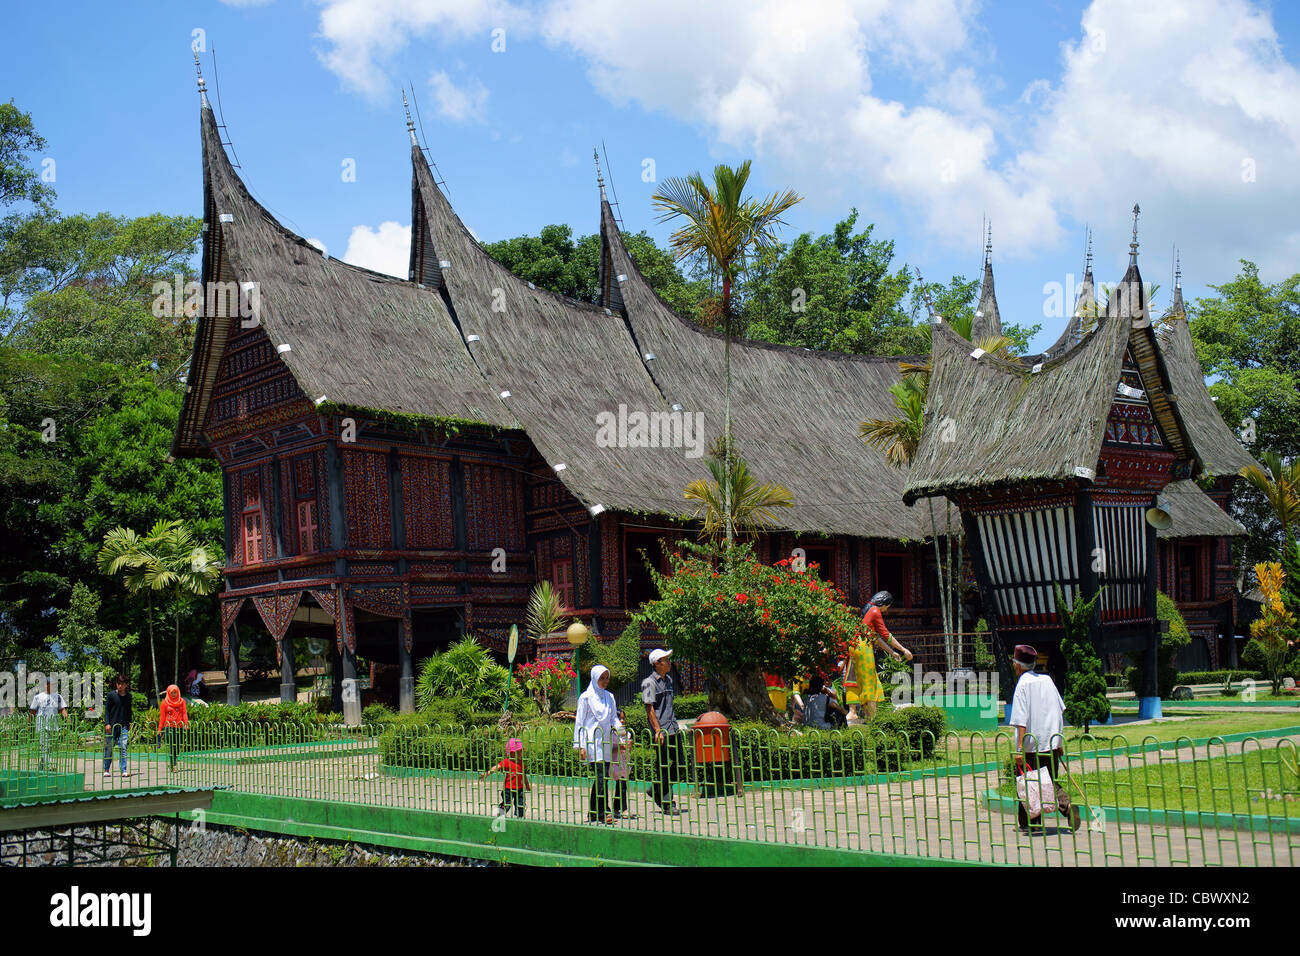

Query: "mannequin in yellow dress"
(844, 591), (913, 722)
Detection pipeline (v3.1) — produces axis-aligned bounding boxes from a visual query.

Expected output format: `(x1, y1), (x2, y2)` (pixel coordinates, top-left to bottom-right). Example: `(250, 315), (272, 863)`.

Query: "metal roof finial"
(194, 51), (209, 107)
(402, 90), (417, 146)
(594, 148), (607, 200)
(1174, 248), (1181, 289)
(1129, 203), (1140, 264)
(984, 221), (992, 266)
(1085, 227), (1093, 272)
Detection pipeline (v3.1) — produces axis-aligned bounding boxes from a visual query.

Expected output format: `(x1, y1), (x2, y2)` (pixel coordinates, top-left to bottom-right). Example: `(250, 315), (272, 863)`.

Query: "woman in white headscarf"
(573, 664), (616, 824)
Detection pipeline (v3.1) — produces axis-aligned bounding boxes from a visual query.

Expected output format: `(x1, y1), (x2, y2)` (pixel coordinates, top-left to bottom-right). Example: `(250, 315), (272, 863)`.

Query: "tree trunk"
(174, 609), (181, 688)
(708, 667), (781, 724)
(722, 275), (734, 551)
(146, 593), (161, 706)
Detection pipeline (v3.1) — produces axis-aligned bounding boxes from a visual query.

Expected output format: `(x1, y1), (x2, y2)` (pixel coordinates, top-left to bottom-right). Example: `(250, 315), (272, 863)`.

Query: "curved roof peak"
(971, 222), (1002, 341)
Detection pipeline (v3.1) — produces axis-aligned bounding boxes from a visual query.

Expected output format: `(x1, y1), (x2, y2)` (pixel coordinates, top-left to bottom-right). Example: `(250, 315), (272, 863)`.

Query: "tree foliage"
(1054, 583), (1109, 732)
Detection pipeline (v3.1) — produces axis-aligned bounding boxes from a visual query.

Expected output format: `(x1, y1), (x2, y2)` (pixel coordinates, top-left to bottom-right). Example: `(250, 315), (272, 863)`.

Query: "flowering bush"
(1247, 561), (1297, 695)
(639, 541), (866, 715)
(517, 655), (576, 714)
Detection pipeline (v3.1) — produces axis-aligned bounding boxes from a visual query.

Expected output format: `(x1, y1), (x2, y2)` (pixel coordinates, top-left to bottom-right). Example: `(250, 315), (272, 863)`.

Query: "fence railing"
(1, 716), (1296, 866)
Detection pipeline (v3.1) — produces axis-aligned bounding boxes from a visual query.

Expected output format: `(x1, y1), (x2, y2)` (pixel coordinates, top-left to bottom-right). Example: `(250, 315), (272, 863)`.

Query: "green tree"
(653, 161), (803, 549)
(53, 582), (130, 677)
(1054, 583), (1110, 733)
(1189, 262), (1300, 566)
(1237, 451), (1300, 556)
(415, 636), (510, 711)
(639, 540), (864, 720)
(151, 521), (223, 687)
(683, 440), (793, 543)
(1, 212), (202, 384)
(1125, 592), (1192, 699)
(0, 102), (54, 211)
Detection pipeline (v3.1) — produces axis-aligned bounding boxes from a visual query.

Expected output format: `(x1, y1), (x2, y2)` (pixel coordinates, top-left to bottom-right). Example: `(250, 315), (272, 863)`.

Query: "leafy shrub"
(362, 702), (398, 726)
(585, 622), (644, 693)
(416, 636), (525, 712)
(1175, 670), (1262, 685)
(1125, 592), (1190, 698)
(127, 700), (338, 749)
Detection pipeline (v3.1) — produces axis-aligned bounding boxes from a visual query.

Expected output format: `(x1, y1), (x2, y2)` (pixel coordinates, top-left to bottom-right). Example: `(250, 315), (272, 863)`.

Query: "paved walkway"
(59, 735), (1299, 867)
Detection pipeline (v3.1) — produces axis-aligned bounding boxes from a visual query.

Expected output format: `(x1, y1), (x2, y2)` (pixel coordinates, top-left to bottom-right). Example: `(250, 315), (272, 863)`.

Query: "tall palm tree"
(153, 521), (223, 687)
(653, 162), (802, 549)
(1239, 452), (1300, 549)
(98, 519), (222, 703)
(525, 580), (570, 643)
(684, 445), (794, 541)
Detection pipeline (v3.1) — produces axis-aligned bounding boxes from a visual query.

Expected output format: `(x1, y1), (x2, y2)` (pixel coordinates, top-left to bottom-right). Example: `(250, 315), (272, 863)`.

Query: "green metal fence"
(2, 716), (1296, 866)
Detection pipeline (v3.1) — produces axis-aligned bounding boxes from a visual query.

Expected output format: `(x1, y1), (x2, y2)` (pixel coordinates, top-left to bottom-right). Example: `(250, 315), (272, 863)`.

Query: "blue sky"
(5, 0), (1300, 351)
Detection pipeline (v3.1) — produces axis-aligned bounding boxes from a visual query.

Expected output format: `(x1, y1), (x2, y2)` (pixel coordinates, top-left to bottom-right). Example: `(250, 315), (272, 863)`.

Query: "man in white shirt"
(29, 676), (68, 771)
(1009, 644), (1080, 834)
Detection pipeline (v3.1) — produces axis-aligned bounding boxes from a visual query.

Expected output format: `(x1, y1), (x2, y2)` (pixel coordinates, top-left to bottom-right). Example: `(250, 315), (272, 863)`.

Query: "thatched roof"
(903, 282), (1132, 504)
(599, 199), (932, 539)
(408, 140), (707, 522)
(971, 256), (1002, 342)
(1156, 295), (1258, 478)
(1159, 479), (1244, 538)
(173, 103), (514, 457)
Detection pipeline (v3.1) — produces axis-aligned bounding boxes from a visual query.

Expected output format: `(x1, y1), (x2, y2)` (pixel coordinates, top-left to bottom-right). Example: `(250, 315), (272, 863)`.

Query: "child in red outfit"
(481, 737), (530, 817)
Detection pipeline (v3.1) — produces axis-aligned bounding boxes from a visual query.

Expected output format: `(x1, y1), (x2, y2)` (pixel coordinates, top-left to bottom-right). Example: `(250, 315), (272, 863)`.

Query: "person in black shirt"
(103, 675), (133, 778)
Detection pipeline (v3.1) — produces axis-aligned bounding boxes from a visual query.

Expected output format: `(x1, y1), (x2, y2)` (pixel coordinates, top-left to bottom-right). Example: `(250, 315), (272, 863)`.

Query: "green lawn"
(939, 713), (1300, 763)
(1076, 750), (1300, 818)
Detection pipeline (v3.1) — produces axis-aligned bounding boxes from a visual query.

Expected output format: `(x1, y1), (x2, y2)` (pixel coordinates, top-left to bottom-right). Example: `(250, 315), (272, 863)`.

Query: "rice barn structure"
(173, 80), (1258, 721)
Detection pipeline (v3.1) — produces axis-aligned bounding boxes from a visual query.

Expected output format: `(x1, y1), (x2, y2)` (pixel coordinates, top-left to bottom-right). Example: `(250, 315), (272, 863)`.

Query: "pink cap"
(506, 737), (523, 752)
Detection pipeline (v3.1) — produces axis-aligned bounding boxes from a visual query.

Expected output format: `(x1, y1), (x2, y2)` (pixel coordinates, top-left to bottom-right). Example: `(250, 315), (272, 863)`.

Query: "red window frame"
(553, 558), (574, 612)
(297, 500), (318, 555)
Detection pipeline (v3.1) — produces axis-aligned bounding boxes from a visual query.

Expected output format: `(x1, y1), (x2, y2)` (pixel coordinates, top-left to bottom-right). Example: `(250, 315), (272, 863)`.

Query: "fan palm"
(1239, 452), (1300, 548)
(684, 446), (794, 542)
(653, 162), (802, 548)
(98, 519), (222, 703)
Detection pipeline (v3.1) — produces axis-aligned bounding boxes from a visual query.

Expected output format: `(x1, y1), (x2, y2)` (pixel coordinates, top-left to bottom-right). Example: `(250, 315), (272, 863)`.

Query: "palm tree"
(653, 162), (802, 549)
(153, 521), (223, 687)
(1239, 452), (1300, 550)
(684, 443), (794, 541)
(98, 519), (222, 703)
(525, 580), (570, 643)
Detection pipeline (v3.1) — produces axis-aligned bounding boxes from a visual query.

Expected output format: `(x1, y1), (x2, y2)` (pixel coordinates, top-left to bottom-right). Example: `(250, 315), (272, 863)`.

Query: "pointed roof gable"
(903, 299), (1132, 504)
(971, 255), (1003, 342)
(172, 104), (512, 457)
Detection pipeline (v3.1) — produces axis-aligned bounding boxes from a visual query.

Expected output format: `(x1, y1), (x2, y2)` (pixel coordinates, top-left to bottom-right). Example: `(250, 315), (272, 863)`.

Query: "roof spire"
(984, 220), (992, 266)
(1170, 247), (1185, 317)
(402, 90), (417, 147)
(594, 148), (607, 201)
(1129, 203), (1140, 265)
(1084, 226), (1093, 274)
(194, 51), (209, 108)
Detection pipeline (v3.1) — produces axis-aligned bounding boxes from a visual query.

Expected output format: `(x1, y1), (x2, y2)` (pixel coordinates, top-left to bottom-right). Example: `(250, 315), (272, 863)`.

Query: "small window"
(1178, 545), (1203, 602)
(243, 513), (264, 565)
(553, 559), (573, 612)
(297, 501), (318, 554)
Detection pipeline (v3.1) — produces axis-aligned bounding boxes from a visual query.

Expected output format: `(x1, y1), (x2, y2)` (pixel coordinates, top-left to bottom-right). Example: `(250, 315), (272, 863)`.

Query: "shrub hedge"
(376, 704), (948, 782)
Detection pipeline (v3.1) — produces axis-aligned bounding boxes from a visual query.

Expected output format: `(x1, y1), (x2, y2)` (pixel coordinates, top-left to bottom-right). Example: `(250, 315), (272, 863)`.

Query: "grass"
(1076, 749), (1300, 819)
(938, 713), (1300, 763)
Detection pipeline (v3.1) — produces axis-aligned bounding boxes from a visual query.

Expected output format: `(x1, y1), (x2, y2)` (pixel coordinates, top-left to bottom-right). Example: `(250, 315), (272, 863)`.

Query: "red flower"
(735, 593), (749, 603)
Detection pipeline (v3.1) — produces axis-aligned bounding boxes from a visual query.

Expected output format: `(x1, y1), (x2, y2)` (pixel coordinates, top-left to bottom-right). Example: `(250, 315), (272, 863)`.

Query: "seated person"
(800, 674), (846, 729)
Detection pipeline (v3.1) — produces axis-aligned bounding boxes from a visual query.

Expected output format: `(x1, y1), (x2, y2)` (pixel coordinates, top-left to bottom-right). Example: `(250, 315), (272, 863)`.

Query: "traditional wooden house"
(173, 83), (1255, 720)
(904, 213), (1257, 715)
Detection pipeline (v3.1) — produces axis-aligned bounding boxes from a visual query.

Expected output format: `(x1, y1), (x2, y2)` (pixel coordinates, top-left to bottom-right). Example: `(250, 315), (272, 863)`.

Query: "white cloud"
(342, 221), (410, 277)
(311, 0), (1300, 272)
(313, 0), (522, 97)
(429, 70), (489, 122)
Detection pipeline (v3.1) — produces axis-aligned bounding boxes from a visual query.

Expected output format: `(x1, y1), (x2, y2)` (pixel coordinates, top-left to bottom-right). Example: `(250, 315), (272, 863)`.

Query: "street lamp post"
(567, 620), (590, 705)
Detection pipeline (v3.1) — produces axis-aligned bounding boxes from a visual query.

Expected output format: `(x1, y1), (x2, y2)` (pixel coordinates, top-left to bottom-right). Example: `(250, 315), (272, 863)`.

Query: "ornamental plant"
(516, 655), (576, 715)
(1054, 583), (1109, 733)
(638, 540), (865, 721)
(1246, 561), (1297, 696)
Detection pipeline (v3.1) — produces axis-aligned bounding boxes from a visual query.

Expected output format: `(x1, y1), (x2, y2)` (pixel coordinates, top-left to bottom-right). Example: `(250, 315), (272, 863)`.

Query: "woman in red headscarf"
(157, 685), (189, 772)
